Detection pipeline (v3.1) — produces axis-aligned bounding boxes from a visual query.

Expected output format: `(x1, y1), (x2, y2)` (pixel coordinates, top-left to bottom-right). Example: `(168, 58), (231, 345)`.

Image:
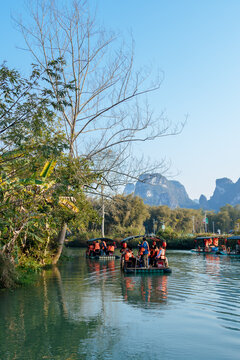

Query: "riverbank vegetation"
(68, 195), (240, 248)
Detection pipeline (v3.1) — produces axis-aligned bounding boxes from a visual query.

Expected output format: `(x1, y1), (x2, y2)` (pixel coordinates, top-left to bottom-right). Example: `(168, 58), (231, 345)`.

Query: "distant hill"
(199, 177), (240, 211)
(124, 174), (240, 211)
(124, 173), (198, 209)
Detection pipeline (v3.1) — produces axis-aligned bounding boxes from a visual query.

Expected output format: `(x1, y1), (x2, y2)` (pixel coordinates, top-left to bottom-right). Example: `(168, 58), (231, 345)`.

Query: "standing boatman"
(141, 237), (150, 268)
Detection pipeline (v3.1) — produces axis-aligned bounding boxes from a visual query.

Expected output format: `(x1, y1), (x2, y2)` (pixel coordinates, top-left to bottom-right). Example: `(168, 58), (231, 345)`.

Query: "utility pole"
(101, 185), (105, 238)
(192, 216), (195, 233)
(212, 221), (215, 234)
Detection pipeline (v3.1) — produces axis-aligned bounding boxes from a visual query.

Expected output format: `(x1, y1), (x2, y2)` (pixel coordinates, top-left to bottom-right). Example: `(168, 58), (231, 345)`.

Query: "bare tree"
(17, 0), (182, 158)
(16, 0), (184, 247)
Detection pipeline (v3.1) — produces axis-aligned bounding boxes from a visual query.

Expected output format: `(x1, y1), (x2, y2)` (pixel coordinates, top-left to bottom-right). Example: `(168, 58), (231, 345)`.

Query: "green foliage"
(103, 194), (149, 235)
(0, 62), (100, 272)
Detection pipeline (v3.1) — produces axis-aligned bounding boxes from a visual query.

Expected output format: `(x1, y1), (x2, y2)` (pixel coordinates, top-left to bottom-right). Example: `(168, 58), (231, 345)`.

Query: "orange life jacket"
(89, 244), (94, 250)
(94, 242), (100, 250)
(213, 238), (218, 247)
(108, 245), (115, 252)
(124, 250), (132, 261)
(150, 246), (159, 257)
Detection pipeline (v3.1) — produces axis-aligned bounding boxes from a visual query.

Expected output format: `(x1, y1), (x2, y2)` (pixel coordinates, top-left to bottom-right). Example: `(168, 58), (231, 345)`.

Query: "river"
(0, 250), (240, 359)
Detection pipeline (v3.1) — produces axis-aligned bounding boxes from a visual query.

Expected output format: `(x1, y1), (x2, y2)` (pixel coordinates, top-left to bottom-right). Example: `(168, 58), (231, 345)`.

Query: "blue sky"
(2, 0), (240, 200)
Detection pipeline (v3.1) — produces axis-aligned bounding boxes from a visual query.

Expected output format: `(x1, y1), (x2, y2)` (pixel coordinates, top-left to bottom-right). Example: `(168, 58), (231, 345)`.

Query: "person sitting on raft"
(107, 243), (115, 255)
(204, 238), (211, 252)
(149, 241), (158, 266)
(155, 245), (168, 268)
(120, 242), (127, 253)
(210, 237), (219, 251)
(124, 246), (136, 268)
(93, 241), (101, 255)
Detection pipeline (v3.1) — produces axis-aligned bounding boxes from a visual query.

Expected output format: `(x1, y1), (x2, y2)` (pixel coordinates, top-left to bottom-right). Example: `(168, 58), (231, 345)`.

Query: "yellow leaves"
(40, 160), (57, 178)
(59, 197), (79, 213)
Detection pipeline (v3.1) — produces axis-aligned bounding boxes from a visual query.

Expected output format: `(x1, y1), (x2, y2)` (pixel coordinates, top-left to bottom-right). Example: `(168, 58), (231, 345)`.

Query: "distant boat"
(190, 236), (220, 255)
(86, 237), (120, 260)
(191, 235), (240, 256)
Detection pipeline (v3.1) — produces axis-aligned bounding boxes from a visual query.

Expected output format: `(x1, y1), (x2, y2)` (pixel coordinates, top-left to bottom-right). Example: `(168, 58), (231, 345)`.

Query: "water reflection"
(1, 250), (240, 360)
(0, 264), (104, 360)
(121, 275), (168, 306)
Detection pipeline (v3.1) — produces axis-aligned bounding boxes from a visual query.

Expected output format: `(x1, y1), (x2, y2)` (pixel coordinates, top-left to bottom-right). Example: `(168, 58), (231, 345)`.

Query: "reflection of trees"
(0, 254), (123, 360)
(0, 265), (103, 359)
(121, 274), (169, 307)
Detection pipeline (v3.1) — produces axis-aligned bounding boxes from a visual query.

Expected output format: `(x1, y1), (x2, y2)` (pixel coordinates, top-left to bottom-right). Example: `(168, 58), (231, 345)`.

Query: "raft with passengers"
(120, 235), (172, 274)
(191, 235), (240, 256)
(86, 238), (120, 260)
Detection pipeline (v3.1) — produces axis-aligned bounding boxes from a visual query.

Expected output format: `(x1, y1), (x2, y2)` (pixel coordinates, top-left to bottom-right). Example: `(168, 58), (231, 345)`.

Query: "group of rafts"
(191, 235), (240, 256)
(86, 235), (172, 274)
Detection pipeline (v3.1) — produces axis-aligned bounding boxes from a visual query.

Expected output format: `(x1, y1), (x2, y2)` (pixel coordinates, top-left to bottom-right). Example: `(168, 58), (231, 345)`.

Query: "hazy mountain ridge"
(124, 174), (240, 211)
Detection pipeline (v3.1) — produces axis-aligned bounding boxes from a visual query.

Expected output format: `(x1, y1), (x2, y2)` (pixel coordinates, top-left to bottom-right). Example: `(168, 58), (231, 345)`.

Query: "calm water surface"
(0, 250), (240, 359)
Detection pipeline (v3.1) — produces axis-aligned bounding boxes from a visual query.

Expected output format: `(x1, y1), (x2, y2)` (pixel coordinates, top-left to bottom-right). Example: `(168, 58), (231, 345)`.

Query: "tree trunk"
(52, 223), (67, 265)
(101, 201), (105, 238)
(101, 186), (105, 238)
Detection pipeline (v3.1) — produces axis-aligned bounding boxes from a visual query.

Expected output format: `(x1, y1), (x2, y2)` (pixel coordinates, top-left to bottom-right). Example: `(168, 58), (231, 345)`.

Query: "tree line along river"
(0, 249), (240, 360)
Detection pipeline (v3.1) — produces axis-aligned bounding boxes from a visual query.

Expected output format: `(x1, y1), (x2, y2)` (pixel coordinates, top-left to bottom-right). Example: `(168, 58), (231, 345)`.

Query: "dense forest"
(71, 194), (240, 242)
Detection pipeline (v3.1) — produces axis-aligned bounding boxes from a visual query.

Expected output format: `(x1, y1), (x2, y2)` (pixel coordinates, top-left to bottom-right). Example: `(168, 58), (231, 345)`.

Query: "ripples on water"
(0, 250), (240, 359)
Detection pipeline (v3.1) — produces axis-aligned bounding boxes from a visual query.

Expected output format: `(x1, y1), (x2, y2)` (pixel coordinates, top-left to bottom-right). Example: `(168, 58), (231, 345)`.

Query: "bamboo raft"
(123, 266), (172, 274)
(86, 255), (120, 260)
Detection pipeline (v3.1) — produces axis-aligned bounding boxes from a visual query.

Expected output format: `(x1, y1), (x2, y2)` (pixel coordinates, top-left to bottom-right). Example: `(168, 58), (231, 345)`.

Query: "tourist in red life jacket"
(94, 241), (100, 255)
(212, 237), (219, 251)
(155, 246), (168, 268)
(204, 238), (210, 252)
(162, 240), (167, 249)
(124, 246), (136, 268)
(124, 248), (131, 263)
(120, 242), (127, 253)
(107, 244), (115, 255)
(88, 243), (95, 256)
(149, 241), (158, 266)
